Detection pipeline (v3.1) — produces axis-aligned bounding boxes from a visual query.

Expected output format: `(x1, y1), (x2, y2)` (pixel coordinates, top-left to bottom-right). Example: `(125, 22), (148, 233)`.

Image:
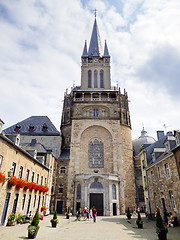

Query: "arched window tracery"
(100, 70), (104, 88)
(89, 140), (103, 168)
(94, 70), (98, 88)
(88, 70), (92, 88)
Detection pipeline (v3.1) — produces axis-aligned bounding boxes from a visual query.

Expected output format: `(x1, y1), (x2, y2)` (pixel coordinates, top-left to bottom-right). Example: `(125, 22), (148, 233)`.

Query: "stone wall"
(147, 153), (180, 220)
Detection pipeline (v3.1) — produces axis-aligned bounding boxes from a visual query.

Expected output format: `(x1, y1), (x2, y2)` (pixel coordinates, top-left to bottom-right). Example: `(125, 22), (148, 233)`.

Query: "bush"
(156, 209), (168, 234)
(50, 210), (59, 223)
(30, 209), (40, 228)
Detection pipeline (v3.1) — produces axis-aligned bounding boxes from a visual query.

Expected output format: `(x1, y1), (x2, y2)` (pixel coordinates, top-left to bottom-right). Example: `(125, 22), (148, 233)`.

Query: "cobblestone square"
(0, 214), (180, 240)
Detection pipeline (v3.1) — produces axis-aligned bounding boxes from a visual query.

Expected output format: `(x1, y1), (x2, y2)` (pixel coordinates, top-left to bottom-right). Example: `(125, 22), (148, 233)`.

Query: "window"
(59, 184), (63, 193)
(41, 176), (43, 185)
(77, 184), (81, 199)
(164, 163), (171, 179)
(94, 70), (98, 88)
(22, 194), (26, 210)
(93, 109), (99, 117)
(112, 184), (116, 200)
(42, 196), (44, 206)
(90, 182), (103, 188)
(12, 162), (16, 175)
(31, 171), (35, 182)
(44, 177), (47, 185)
(121, 100), (124, 108)
(100, 70), (104, 88)
(25, 169), (30, 181)
(60, 167), (66, 174)
(33, 195), (36, 208)
(169, 191), (176, 209)
(0, 155), (2, 167)
(51, 186), (54, 195)
(18, 166), (23, 178)
(36, 174), (39, 184)
(151, 171), (154, 183)
(89, 140), (103, 168)
(88, 70), (92, 88)
(157, 167), (161, 178)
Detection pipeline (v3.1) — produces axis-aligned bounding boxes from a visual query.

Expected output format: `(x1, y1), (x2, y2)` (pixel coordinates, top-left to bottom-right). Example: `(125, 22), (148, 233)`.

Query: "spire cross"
(94, 8), (97, 18)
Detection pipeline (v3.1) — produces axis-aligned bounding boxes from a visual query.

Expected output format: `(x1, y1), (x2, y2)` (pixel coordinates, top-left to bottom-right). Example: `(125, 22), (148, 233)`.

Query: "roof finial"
(142, 122), (144, 131)
(94, 8), (97, 18)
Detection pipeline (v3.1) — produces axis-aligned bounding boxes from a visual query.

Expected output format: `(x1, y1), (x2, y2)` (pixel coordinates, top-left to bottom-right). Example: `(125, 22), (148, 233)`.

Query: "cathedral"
(59, 17), (136, 216)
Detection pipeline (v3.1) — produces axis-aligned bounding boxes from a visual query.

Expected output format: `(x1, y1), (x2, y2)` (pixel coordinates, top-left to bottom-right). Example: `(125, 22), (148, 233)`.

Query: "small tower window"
(100, 70), (104, 88)
(60, 167), (66, 174)
(88, 70), (92, 88)
(94, 70), (98, 88)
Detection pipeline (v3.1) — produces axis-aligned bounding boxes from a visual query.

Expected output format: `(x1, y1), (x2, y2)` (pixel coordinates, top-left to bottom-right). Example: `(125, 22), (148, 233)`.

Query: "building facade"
(0, 128), (55, 225)
(58, 18), (136, 216)
(139, 131), (180, 222)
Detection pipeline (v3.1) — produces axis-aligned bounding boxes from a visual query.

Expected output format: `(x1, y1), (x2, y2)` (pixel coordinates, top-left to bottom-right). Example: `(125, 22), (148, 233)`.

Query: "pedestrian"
(168, 212), (174, 227)
(89, 208), (92, 218)
(92, 207), (97, 223)
(84, 207), (87, 220)
(78, 208), (81, 221)
(87, 208), (89, 221)
(163, 209), (169, 226)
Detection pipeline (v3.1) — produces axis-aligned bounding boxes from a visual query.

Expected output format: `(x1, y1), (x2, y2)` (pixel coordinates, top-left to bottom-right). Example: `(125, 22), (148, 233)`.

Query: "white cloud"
(1, 0), (180, 141)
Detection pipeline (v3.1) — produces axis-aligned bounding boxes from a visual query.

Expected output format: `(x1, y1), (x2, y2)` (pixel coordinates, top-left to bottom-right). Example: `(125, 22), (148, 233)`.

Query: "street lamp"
(2, 168), (13, 186)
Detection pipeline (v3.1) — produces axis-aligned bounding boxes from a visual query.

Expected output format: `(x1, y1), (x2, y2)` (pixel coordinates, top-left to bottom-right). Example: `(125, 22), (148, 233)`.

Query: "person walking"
(89, 208), (92, 218)
(92, 207), (97, 223)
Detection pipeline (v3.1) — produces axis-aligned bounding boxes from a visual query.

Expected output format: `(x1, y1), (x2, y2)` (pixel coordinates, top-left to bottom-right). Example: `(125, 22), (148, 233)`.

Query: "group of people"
(163, 209), (174, 227)
(76, 207), (97, 222)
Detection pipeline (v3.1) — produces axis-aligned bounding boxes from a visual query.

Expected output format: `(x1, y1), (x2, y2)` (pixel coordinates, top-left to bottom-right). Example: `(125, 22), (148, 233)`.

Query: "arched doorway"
(89, 182), (103, 216)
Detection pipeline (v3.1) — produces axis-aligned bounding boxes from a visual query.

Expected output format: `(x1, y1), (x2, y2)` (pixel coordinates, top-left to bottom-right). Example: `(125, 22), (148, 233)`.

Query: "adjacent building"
(139, 130), (180, 221)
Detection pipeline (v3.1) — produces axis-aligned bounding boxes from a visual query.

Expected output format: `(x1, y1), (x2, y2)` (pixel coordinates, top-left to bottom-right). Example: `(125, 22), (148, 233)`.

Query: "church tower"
(60, 16), (136, 215)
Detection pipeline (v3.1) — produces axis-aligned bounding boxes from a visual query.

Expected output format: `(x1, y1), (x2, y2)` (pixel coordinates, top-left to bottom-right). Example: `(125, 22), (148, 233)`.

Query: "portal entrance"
(90, 193), (103, 216)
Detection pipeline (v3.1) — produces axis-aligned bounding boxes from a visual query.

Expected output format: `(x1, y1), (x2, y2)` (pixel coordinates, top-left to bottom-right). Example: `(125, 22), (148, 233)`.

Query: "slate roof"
(145, 132), (173, 165)
(3, 116), (60, 136)
(59, 149), (70, 161)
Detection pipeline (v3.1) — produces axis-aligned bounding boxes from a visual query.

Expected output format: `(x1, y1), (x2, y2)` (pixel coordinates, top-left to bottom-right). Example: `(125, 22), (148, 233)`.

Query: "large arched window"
(112, 184), (116, 200)
(100, 70), (104, 88)
(94, 70), (98, 88)
(88, 70), (92, 88)
(89, 140), (103, 168)
(77, 184), (81, 199)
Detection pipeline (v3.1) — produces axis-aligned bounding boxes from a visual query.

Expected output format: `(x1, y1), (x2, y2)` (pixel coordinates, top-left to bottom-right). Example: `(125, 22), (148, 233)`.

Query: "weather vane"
(94, 8), (97, 18)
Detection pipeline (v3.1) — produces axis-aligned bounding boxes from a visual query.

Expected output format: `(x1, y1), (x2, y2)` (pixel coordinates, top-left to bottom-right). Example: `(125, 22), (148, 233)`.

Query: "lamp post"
(2, 169), (13, 186)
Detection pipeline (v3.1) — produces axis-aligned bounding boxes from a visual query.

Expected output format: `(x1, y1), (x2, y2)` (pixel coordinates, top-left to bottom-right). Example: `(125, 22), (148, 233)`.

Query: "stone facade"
(146, 152), (180, 220)
(0, 133), (54, 225)
(57, 18), (136, 216)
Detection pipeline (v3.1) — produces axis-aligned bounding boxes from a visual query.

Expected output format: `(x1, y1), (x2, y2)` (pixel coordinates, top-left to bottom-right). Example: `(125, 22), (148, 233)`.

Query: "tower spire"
(88, 18), (103, 57)
(104, 40), (110, 57)
(82, 40), (88, 57)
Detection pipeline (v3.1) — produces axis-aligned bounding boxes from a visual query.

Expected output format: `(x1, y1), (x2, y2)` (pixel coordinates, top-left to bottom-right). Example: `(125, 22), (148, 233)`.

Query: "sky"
(1, 0), (180, 140)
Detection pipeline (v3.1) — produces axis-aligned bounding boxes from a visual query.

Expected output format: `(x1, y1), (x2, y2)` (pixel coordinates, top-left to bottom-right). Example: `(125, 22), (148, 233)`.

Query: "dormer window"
(29, 125), (34, 132)
(42, 124), (48, 132)
(15, 125), (21, 132)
